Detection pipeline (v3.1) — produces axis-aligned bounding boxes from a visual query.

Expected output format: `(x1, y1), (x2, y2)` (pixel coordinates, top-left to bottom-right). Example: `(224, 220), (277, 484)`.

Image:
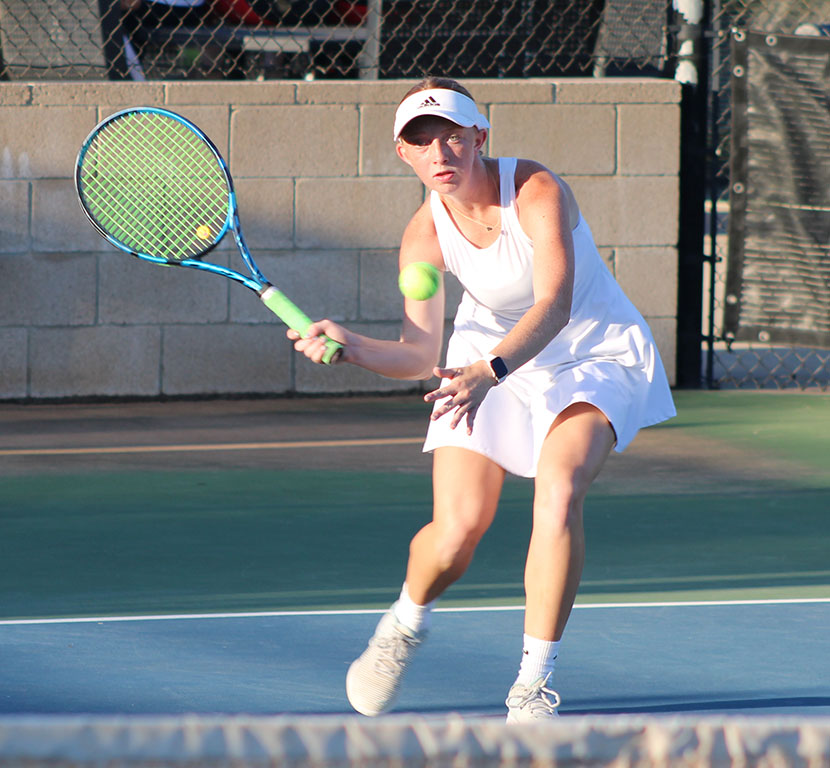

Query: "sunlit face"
(396, 116), (487, 192)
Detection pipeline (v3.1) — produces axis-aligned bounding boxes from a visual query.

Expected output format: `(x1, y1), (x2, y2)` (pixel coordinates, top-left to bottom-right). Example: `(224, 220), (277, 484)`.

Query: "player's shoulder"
(401, 199), (438, 241)
(512, 158), (580, 229)
(514, 159), (564, 199)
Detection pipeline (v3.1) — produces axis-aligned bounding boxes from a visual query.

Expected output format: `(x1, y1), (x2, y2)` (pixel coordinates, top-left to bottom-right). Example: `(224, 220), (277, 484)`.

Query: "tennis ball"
(399, 262), (440, 301)
(195, 224), (211, 240)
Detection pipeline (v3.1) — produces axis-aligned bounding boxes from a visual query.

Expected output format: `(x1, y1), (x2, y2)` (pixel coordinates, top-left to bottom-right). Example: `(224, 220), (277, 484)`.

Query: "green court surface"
(0, 390), (828, 620)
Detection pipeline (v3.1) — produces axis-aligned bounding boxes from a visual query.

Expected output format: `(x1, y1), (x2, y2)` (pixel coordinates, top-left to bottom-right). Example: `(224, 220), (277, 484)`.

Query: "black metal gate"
(697, 0), (830, 390)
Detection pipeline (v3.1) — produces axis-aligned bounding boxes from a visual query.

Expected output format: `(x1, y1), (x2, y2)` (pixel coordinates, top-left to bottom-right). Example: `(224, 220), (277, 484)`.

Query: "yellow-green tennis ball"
(399, 262), (440, 301)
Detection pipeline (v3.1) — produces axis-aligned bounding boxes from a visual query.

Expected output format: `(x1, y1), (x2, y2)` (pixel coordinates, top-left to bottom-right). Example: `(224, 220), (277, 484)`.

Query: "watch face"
(490, 356), (508, 381)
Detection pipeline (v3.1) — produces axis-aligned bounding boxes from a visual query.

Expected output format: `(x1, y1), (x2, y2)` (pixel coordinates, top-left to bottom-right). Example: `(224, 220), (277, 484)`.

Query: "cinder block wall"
(0, 78), (680, 400)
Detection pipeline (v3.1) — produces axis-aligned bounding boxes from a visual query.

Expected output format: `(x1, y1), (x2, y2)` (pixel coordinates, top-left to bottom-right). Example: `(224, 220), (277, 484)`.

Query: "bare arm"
(289, 203), (446, 380)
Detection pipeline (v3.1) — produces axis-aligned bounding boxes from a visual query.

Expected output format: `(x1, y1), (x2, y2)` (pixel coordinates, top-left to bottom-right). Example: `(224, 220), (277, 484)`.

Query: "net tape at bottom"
(1, 714), (830, 767)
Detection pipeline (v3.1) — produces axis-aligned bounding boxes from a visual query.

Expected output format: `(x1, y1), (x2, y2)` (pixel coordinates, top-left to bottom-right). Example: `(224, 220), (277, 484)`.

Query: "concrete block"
(360, 250), (402, 321)
(230, 106), (358, 177)
(360, 104), (408, 177)
(29, 325), (161, 398)
(599, 246), (615, 276)
(297, 80), (405, 105)
(360, 250), (462, 321)
(297, 177), (422, 249)
(98, 251), (230, 325)
(0, 182), (30, 253)
(298, 80), (553, 107)
(31, 82), (164, 106)
(0, 252), (96, 326)
(235, 178), (295, 249)
(567, 176), (678, 247)
(294, 321), (418, 394)
(646, 316), (677, 387)
(230, 251), (359, 323)
(0, 328), (27, 398)
(619, 104), (680, 176)
(615, 247), (678, 317)
(0, 84), (32, 106)
(32, 179), (104, 253)
(0, 107), (97, 179)
(161, 323), (292, 395)
(166, 81), (297, 105)
(555, 78), (681, 105)
(490, 105), (616, 175)
(464, 80), (555, 105)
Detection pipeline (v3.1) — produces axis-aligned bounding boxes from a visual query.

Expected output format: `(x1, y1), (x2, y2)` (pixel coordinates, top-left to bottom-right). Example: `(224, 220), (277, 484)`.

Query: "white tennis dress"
(422, 157), (676, 477)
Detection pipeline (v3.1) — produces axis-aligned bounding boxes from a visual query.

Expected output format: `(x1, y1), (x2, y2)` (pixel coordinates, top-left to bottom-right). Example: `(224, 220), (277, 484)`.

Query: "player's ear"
(474, 128), (488, 152)
(396, 140), (414, 167)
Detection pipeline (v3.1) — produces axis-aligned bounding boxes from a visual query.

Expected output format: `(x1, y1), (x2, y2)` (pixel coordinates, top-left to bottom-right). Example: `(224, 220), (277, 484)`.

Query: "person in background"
(121, 0), (207, 28)
(118, 0), (209, 79)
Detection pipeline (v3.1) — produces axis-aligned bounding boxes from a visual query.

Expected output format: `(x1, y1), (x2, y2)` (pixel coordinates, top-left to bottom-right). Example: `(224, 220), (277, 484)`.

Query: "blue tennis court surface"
(1, 392), (828, 723)
(2, 601), (829, 717)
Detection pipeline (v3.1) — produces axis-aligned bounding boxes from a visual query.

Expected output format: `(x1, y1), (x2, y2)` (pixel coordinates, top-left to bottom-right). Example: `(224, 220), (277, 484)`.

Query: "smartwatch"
(484, 354), (509, 384)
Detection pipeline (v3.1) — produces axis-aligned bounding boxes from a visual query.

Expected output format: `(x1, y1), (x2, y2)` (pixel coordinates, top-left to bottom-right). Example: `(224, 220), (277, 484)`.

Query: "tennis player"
(289, 77), (676, 722)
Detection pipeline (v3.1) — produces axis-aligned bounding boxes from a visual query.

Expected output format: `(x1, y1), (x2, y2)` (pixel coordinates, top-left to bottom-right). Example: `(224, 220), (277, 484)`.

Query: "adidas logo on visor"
(417, 96), (440, 109)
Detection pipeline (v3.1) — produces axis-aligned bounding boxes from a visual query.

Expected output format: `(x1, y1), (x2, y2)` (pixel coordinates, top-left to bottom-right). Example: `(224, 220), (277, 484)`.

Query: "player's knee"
(533, 475), (585, 532)
(538, 459), (595, 503)
(432, 518), (485, 576)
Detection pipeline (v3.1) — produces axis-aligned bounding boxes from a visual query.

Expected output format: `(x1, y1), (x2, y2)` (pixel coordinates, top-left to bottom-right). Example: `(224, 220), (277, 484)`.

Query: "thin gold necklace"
(442, 165), (500, 232)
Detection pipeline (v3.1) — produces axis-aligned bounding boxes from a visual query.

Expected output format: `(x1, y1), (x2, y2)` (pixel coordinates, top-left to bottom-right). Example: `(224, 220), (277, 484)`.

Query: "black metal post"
(674, 0), (712, 388)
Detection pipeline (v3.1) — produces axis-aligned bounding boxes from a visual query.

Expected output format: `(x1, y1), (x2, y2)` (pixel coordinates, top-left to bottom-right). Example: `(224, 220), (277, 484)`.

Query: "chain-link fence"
(0, 0), (674, 81)
(704, 0), (830, 390)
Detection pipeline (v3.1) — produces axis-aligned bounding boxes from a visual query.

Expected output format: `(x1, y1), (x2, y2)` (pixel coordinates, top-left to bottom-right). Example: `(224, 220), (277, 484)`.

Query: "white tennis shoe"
(345, 606), (426, 716)
(505, 673), (562, 723)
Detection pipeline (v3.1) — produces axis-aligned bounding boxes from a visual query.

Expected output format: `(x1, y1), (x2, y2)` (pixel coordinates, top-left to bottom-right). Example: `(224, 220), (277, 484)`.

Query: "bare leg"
(405, 446), (506, 605)
(524, 402), (616, 641)
(345, 446), (505, 716)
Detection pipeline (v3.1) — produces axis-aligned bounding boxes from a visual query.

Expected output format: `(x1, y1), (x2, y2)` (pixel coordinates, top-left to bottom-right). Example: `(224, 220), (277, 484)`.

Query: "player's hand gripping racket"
(75, 107), (342, 364)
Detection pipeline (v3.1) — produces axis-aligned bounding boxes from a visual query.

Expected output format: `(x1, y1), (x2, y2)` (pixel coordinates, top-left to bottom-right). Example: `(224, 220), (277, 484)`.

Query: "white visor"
(393, 88), (490, 141)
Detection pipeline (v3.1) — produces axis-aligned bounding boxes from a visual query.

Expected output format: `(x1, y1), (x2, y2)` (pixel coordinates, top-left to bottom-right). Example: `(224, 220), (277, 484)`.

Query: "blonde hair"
(399, 77), (475, 105)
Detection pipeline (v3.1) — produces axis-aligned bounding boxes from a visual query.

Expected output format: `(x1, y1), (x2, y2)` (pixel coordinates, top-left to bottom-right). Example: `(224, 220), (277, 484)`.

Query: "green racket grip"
(259, 284), (343, 365)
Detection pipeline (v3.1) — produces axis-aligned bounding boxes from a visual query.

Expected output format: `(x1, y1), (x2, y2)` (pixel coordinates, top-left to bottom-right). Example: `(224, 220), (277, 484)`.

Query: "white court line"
(2, 598), (828, 626)
(0, 437), (423, 457)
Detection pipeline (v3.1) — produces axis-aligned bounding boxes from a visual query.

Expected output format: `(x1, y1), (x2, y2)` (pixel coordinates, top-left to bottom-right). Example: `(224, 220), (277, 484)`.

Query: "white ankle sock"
(393, 583), (435, 633)
(516, 634), (560, 685)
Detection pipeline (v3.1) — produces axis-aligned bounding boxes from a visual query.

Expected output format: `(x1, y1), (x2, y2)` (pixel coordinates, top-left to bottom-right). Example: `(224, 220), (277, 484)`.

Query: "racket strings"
(87, 137), (224, 259)
(98, 115), (227, 254)
(118, 125), (224, 254)
(108, 116), (227, 257)
(80, 111), (230, 261)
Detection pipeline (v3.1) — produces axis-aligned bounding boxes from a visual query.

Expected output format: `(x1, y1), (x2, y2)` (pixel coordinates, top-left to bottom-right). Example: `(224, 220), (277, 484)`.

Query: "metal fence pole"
(675, 0), (711, 387)
(358, 0), (381, 79)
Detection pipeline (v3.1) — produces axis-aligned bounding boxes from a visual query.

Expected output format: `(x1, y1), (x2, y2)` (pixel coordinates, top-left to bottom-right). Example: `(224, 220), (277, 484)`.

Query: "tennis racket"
(75, 106), (342, 364)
